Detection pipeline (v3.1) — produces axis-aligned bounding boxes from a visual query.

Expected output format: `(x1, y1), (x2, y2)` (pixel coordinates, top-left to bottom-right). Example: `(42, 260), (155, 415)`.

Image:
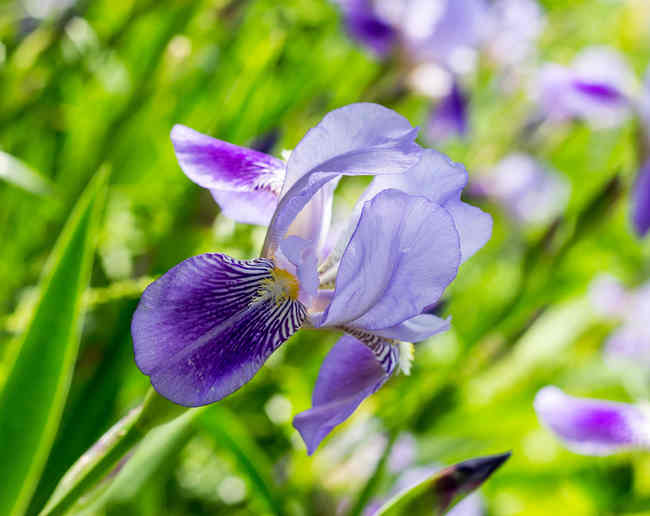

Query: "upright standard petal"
(171, 124), (285, 226)
(262, 104), (422, 256)
(534, 386), (650, 455)
(293, 335), (397, 454)
(632, 159), (650, 237)
(132, 254), (306, 406)
(358, 150), (491, 262)
(317, 188), (461, 331)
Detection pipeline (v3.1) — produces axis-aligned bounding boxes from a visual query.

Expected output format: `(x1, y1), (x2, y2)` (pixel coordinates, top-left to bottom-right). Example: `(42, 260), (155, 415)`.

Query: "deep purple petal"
(132, 254), (305, 406)
(633, 160), (650, 237)
(292, 335), (394, 454)
(341, 0), (396, 56)
(359, 149), (491, 262)
(318, 189), (461, 331)
(263, 103), (422, 256)
(371, 314), (450, 342)
(171, 124), (284, 225)
(426, 82), (468, 143)
(210, 189), (278, 226)
(534, 386), (650, 455)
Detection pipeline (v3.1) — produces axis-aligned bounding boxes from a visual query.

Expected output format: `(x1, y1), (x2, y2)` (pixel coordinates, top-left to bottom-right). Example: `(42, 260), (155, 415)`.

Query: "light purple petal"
(426, 82), (468, 142)
(534, 386), (650, 455)
(317, 188), (461, 331)
(171, 124), (284, 225)
(262, 103), (422, 256)
(358, 149), (491, 262)
(605, 325), (650, 364)
(633, 159), (650, 237)
(340, 0), (397, 56)
(132, 254), (305, 406)
(293, 335), (395, 454)
(371, 314), (450, 342)
(210, 189), (278, 226)
(279, 236), (319, 304)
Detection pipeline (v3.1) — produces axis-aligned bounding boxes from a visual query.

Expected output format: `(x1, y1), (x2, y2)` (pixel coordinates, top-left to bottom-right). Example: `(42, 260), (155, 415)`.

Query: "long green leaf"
(0, 168), (109, 516)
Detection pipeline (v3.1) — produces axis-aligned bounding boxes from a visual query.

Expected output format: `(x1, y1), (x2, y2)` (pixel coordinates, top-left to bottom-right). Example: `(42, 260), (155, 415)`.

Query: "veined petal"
(171, 124), (284, 225)
(293, 335), (397, 454)
(132, 254), (305, 407)
(632, 159), (650, 237)
(317, 189), (461, 331)
(262, 103), (422, 256)
(371, 313), (450, 342)
(534, 386), (650, 455)
(358, 149), (491, 262)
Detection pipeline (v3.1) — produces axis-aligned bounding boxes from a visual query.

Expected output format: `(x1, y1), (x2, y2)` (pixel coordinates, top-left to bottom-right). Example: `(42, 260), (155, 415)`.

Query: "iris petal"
(534, 386), (650, 455)
(293, 335), (396, 454)
(632, 159), (650, 237)
(262, 103), (422, 256)
(132, 254), (305, 406)
(316, 188), (461, 331)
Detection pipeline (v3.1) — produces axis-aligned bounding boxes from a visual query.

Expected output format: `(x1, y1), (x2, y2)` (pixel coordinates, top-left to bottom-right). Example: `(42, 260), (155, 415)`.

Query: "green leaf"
(0, 150), (53, 195)
(0, 167), (109, 516)
(375, 453), (511, 516)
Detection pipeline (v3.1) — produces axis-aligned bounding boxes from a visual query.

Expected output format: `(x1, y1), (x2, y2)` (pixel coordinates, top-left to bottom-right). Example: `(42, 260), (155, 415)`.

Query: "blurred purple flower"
(471, 153), (569, 225)
(426, 80), (469, 142)
(537, 47), (634, 128)
(632, 159), (650, 237)
(589, 276), (650, 364)
(534, 386), (650, 455)
(131, 103), (491, 453)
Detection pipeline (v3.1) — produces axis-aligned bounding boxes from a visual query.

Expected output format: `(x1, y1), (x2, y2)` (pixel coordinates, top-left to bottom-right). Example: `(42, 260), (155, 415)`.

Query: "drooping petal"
(171, 124), (284, 225)
(426, 81), (468, 142)
(358, 149), (491, 262)
(534, 386), (650, 455)
(262, 104), (422, 256)
(293, 335), (397, 454)
(132, 254), (305, 406)
(317, 189), (461, 331)
(632, 159), (650, 237)
(371, 313), (450, 342)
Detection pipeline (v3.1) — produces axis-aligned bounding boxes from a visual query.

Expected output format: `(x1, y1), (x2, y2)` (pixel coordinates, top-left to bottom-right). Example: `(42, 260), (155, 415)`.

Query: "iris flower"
(534, 386), (650, 455)
(131, 103), (491, 453)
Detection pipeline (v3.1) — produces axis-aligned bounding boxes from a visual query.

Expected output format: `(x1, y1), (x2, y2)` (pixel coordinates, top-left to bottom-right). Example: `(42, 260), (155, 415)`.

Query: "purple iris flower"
(534, 386), (650, 455)
(426, 80), (469, 142)
(633, 70), (650, 237)
(537, 47), (633, 129)
(131, 103), (492, 453)
(589, 276), (650, 364)
(470, 153), (569, 226)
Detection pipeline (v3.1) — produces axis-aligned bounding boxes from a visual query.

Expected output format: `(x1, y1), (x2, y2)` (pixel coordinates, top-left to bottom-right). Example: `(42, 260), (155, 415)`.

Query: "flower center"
(254, 266), (300, 304)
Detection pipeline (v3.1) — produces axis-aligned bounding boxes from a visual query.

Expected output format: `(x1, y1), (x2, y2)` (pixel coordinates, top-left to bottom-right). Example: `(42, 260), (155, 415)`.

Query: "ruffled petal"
(132, 254), (305, 406)
(262, 103), (422, 255)
(371, 313), (450, 342)
(293, 335), (396, 454)
(315, 189), (460, 331)
(358, 149), (491, 262)
(632, 159), (650, 237)
(534, 386), (650, 455)
(171, 124), (284, 225)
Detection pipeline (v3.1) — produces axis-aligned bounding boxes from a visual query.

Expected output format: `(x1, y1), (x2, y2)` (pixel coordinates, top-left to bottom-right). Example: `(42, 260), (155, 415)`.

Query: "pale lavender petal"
(633, 159), (650, 237)
(280, 236), (319, 303)
(340, 0), (397, 56)
(372, 314), (450, 342)
(588, 275), (629, 319)
(293, 335), (396, 454)
(210, 189), (277, 226)
(132, 254), (305, 406)
(358, 149), (491, 262)
(318, 189), (461, 331)
(426, 82), (468, 142)
(263, 104), (422, 255)
(605, 325), (650, 364)
(534, 386), (650, 455)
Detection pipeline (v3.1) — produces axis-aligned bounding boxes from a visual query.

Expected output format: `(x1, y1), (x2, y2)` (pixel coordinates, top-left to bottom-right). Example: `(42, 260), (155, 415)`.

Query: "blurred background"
(1, 0), (650, 515)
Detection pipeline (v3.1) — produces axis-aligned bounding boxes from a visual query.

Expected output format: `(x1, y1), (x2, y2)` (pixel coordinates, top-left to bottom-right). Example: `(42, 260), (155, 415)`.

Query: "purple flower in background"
(131, 103), (491, 453)
(633, 159), (650, 237)
(537, 47), (634, 129)
(589, 276), (650, 364)
(534, 386), (650, 455)
(471, 153), (569, 225)
(426, 80), (469, 142)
